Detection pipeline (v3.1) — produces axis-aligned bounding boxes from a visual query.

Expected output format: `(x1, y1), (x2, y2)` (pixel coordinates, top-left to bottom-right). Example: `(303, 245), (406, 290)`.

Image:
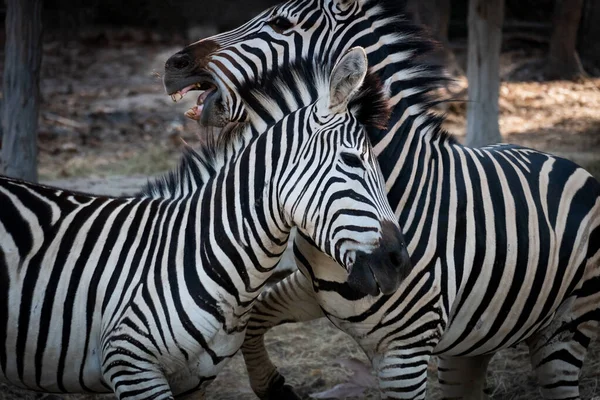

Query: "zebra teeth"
(171, 92), (184, 103)
(171, 84), (200, 103)
(184, 108), (195, 120)
(185, 105), (203, 121)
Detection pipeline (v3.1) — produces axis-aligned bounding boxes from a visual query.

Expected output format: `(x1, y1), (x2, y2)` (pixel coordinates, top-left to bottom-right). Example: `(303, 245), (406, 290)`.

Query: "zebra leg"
(526, 306), (600, 399)
(242, 270), (324, 400)
(375, 348), (433, 399)
(102, 364), (173, 400)
(102, 338), (173, 400)
(436, 354), (493, 400)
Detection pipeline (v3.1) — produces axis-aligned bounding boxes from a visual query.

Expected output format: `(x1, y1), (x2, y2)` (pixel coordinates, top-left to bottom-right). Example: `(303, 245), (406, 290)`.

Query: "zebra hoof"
(265, 374), (302, 400)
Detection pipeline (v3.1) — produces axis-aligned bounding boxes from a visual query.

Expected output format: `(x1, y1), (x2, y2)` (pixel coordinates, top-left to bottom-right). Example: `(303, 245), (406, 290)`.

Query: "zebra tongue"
(184, 88), (215, 121)
(197, 87), (215, 104)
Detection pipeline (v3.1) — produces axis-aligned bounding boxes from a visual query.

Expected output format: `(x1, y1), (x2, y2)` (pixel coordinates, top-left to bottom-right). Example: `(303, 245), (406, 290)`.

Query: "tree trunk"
(546, 0), (586, 79)
(579, 0), (600, 73)
(1, 0), (43, 182)
(466, 0), (504, 148)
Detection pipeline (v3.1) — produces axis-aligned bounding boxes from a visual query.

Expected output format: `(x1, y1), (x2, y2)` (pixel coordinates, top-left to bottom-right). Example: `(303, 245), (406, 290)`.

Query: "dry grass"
(38, 143), (179, 181)
(443, 77), (600, 181)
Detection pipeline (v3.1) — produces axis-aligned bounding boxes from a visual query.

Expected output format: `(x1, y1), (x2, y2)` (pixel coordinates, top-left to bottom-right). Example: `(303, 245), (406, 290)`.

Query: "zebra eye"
(268, 16), (294, 32)
(340, 152), (363, 168)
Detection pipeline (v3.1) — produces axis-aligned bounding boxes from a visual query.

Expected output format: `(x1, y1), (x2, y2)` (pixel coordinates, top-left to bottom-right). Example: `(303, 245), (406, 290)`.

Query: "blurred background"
(0, 1), (599, 399)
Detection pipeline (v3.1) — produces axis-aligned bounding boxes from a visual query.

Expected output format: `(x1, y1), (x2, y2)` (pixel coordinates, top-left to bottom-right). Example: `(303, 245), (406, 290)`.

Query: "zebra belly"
(165, 329), (246, 395)
(432, 312), (543, 357)
(0, 325), (106, 393)
(314, 261), (587, 360)
(1, 270), (108, 393)
(433, 277), (581, 357)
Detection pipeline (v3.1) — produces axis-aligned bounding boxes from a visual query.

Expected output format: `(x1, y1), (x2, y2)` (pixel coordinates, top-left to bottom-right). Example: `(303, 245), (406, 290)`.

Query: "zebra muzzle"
(347, 221), (411, 296)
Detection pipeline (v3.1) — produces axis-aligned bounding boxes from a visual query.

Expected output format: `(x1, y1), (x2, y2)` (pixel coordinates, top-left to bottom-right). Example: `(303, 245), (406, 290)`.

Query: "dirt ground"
(0, 30), (599, 399)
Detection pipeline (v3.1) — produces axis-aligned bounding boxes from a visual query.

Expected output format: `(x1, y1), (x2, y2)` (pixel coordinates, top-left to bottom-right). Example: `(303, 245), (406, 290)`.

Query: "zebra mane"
(139, 145), (218, 199)
(367, 0), (442, 67)
(140, 60), (391, 200)
(139, 59), (391, 200)
(237, 58), (391, 131)
(365, 0), (457, 144)
(139, 120), (256, 199)
(241, 0), (455, 143)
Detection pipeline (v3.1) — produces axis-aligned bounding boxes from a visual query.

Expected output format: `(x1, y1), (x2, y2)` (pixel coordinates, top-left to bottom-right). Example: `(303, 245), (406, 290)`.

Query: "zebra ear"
(328, 47), (368, 114)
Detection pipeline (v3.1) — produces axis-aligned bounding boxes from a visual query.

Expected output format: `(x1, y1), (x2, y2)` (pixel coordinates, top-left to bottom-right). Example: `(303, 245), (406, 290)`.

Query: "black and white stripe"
(163, 0), (600, 398)
(0, 50), (407, 399)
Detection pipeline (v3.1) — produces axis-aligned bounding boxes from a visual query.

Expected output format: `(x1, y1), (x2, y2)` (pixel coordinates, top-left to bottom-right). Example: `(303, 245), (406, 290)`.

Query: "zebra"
(162, 0), (600, 399)
(0, 47), (411, 400)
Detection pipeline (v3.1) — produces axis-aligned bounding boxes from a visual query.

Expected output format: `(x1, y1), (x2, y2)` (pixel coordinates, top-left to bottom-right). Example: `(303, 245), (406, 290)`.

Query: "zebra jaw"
(170, 82), (218, 122)
(184, 87), (217, 121)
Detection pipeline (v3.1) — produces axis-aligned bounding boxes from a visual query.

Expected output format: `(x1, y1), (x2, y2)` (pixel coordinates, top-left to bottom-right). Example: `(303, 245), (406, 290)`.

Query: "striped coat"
(0, 49), (409, 399)
(163, 0), (600, 398)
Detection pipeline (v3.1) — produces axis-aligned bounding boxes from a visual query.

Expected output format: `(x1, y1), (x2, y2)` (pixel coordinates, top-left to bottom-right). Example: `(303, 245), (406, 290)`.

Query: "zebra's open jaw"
(169, 81), (219, 122)
(182, 86), (217, 121)
(165, 75), (228, 127)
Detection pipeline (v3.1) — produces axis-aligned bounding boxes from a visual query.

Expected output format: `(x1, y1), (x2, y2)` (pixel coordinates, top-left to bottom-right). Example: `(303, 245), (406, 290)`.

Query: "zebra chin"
(346, 221), (412, 297)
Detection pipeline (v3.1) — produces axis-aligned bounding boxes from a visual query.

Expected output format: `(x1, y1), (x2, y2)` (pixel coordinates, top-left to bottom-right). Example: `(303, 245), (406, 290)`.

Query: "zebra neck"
(186, 143), (292, 307)
(373, 106), (472, 314)
(359, 8), (447, 152)
(373, 106), (456, 250)
(373, 103), (444, 180)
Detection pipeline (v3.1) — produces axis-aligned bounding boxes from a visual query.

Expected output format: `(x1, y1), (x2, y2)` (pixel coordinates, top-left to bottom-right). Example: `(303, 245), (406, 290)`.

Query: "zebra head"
(163, 0), (415, 129)
(279, 47), (410, 296)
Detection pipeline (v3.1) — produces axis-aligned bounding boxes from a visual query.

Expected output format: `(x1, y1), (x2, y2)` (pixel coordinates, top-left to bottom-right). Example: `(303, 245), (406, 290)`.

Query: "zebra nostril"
(166, 53), (191, 71)
(389, 250), (403, 267)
